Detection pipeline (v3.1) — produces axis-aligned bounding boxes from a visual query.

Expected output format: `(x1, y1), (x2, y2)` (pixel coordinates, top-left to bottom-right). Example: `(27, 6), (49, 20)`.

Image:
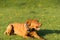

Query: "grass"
(0, 0), (60, 40)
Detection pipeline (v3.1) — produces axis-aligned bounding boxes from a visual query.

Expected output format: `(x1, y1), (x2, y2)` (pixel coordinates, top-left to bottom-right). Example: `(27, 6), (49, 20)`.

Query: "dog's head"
(26, 19), (41, 31)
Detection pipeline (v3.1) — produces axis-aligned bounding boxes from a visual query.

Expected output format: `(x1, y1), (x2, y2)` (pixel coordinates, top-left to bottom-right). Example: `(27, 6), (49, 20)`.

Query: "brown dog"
(4, 19), (44, 40)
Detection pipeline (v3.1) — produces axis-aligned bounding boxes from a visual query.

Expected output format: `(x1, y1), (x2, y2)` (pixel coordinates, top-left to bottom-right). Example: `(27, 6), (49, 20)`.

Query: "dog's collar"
(24, 24), (31, 33)
(25, 24), (36, 33)
(25, 24), (29, 30)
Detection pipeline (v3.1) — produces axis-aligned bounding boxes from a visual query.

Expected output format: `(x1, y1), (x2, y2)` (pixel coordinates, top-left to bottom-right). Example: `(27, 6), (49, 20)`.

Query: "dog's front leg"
(30, 32), (45, 40)
(22, 35), (29, 38)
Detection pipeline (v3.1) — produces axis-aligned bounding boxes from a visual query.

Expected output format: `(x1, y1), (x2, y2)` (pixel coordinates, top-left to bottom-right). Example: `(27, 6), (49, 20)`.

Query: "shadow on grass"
(37, 29), (60, 37)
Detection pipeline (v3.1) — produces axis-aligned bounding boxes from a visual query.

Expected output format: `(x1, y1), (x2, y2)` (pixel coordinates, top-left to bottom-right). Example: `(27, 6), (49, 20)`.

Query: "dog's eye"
(36, 26), (38, 28)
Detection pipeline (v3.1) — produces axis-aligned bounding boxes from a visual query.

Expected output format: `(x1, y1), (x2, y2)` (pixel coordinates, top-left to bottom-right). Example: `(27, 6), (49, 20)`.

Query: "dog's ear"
(26, 19), (32, 26)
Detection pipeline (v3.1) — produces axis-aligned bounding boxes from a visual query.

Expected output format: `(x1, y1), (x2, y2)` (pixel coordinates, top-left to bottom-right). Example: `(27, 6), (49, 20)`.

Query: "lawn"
(0, 0), (60, 40)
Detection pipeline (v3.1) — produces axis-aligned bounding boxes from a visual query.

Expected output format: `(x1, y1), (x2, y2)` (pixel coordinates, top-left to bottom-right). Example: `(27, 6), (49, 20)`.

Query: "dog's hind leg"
(4, 24), (13, 36)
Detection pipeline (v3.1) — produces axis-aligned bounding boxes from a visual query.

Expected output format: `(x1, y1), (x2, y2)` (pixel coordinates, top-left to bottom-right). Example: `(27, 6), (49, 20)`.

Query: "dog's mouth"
(31, 28), (40, 31)
(35, 28), (40, 31)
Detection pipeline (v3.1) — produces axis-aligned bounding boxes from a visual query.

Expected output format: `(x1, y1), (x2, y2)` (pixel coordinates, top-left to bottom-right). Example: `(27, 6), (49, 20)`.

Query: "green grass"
(0, 0), (60, 40)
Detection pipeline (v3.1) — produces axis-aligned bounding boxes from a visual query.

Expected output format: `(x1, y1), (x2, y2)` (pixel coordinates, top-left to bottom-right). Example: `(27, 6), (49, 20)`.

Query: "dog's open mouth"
(36, 28), (40, 31)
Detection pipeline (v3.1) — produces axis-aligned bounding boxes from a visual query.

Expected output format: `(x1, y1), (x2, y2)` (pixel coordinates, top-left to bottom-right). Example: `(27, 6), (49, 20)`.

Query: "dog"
(4, 19), (44, 40)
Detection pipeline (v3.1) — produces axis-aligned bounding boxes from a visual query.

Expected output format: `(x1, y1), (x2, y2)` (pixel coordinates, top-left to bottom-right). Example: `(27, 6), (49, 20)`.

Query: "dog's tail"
(4, 24), (14, 36)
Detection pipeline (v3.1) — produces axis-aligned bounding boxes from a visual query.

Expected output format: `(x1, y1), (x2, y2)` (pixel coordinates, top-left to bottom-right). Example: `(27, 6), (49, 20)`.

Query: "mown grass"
(0, 0), (60, 40)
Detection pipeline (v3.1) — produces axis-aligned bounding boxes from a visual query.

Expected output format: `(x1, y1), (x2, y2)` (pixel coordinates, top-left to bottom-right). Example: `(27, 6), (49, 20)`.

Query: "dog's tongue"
(36, 28), (40, 30)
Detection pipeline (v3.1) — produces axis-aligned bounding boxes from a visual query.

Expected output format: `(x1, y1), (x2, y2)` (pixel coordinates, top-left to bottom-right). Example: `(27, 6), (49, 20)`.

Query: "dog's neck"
(25, 24), (29, 30)
(25, 24), (36, 33)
